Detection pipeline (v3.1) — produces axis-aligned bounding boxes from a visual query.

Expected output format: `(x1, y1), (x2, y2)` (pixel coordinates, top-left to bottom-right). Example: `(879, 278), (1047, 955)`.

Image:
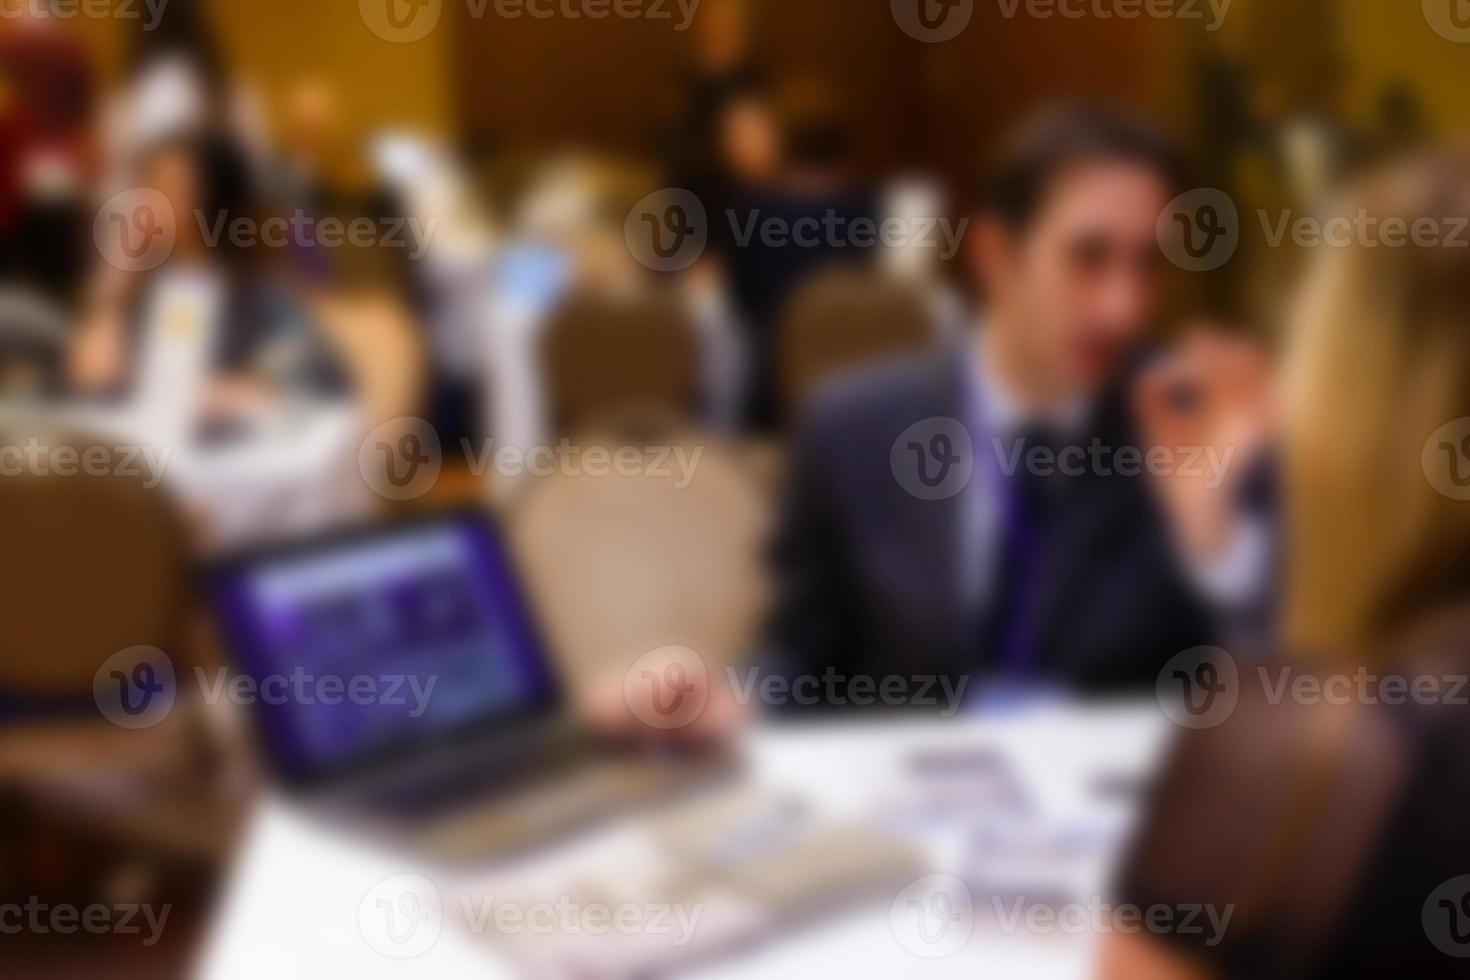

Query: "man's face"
(983, 161), (1171, 392)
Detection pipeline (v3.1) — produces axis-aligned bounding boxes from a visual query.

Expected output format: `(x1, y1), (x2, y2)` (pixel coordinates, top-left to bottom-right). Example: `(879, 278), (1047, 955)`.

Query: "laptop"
(205, 509), (735, 859)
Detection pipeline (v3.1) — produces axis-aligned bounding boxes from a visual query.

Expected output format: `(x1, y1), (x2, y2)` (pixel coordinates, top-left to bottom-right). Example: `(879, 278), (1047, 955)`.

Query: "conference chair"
(776, 267), (938, 416)
(541, 286), (698, 435)
(503, 423), (770, 702)
(0, 289), (69, 402)
(0, 429), (245, 890)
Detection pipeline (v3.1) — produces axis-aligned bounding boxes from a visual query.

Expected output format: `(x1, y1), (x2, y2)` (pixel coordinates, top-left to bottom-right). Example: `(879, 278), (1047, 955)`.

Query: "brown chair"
(0, 434), (191, 697)
(307, 288), (428, 437)
(0, 289), (68, 402)
(541, 286), (698, 434)
(0, 429), (246, 881)
(777, 268), (939, 415)
(503, 424), (769, 703)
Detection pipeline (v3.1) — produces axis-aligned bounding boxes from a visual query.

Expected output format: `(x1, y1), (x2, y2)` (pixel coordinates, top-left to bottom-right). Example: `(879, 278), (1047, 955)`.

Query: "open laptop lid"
(204, 509), (562, 789)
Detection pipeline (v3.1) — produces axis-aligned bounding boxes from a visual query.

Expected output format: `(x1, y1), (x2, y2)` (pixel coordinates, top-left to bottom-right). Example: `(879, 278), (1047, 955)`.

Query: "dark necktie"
(983, 424), (1062, 678)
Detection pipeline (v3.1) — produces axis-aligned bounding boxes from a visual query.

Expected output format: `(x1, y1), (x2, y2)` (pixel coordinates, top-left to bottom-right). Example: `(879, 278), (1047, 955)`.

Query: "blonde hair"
(1282, 150), (1470, 658)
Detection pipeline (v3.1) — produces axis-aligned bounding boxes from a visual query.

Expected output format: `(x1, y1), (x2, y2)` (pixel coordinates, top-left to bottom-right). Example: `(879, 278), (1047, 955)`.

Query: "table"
(1, 399), (371, 551)
(197, 703), (1172, 980)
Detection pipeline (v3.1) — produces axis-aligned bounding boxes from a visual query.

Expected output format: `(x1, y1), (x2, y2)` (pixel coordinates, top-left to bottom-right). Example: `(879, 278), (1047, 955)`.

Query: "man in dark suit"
(761, 106), (1262, 706)
(596, 106), (1269, 738)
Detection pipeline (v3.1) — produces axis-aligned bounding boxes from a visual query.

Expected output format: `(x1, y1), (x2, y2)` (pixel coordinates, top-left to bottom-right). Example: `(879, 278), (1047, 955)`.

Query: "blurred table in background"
(200, 703), (1171, 980)
(0, 399), (370, 552)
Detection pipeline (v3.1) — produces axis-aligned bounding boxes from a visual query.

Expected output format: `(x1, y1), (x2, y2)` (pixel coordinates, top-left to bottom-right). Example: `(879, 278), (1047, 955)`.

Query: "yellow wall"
(74, 0), (454, 140)
(208, 0), (454, 139)
(1342, 0), (1470, 132)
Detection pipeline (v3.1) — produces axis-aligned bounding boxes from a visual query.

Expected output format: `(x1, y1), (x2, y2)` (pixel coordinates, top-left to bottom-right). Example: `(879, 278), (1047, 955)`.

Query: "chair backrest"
(308, 289), (428, 436)
(777, 268), (938, 414)
(541, 286), (697, 434)
(0, 428), (191, 697)
(0, 289), (69, 401)
(504, 425), (769, 699)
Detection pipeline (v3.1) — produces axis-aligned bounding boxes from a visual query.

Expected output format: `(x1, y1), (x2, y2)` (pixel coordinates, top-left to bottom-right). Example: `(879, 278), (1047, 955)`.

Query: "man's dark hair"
(980, 104), (1187, 231)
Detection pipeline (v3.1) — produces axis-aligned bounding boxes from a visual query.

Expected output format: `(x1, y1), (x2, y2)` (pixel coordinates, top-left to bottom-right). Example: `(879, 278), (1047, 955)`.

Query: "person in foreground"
(1101, 150), (1470, 979)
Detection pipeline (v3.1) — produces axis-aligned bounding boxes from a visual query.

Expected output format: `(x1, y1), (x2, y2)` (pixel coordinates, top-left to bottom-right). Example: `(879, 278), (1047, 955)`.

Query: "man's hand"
(1133, 327), (1275, 563)
(579, 647), (748, 747)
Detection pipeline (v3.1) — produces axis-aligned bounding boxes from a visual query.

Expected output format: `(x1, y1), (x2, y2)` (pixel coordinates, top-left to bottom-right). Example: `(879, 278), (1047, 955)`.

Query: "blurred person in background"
(103, 0), (269, 187)
(70, 134), (348, 423)
(272, 77), (418, 304)
(1103, 149), (1470, 980)
(763, 105), (1268, 706)
(662, 0), (762, 193)
(710, 81), (880, 430)
(0, 7), (97, 303)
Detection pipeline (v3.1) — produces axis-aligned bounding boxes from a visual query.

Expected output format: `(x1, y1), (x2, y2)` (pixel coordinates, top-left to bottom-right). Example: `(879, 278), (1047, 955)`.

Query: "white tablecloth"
(197, 704), (1172, 980)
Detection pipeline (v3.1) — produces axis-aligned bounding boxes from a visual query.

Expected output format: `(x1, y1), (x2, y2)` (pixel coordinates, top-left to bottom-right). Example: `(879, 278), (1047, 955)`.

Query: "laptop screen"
(207, 512), (559, 782)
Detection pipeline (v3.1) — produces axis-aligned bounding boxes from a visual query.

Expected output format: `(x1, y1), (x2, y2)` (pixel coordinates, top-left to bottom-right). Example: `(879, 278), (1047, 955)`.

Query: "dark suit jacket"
(763, 345), (1219, 706)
